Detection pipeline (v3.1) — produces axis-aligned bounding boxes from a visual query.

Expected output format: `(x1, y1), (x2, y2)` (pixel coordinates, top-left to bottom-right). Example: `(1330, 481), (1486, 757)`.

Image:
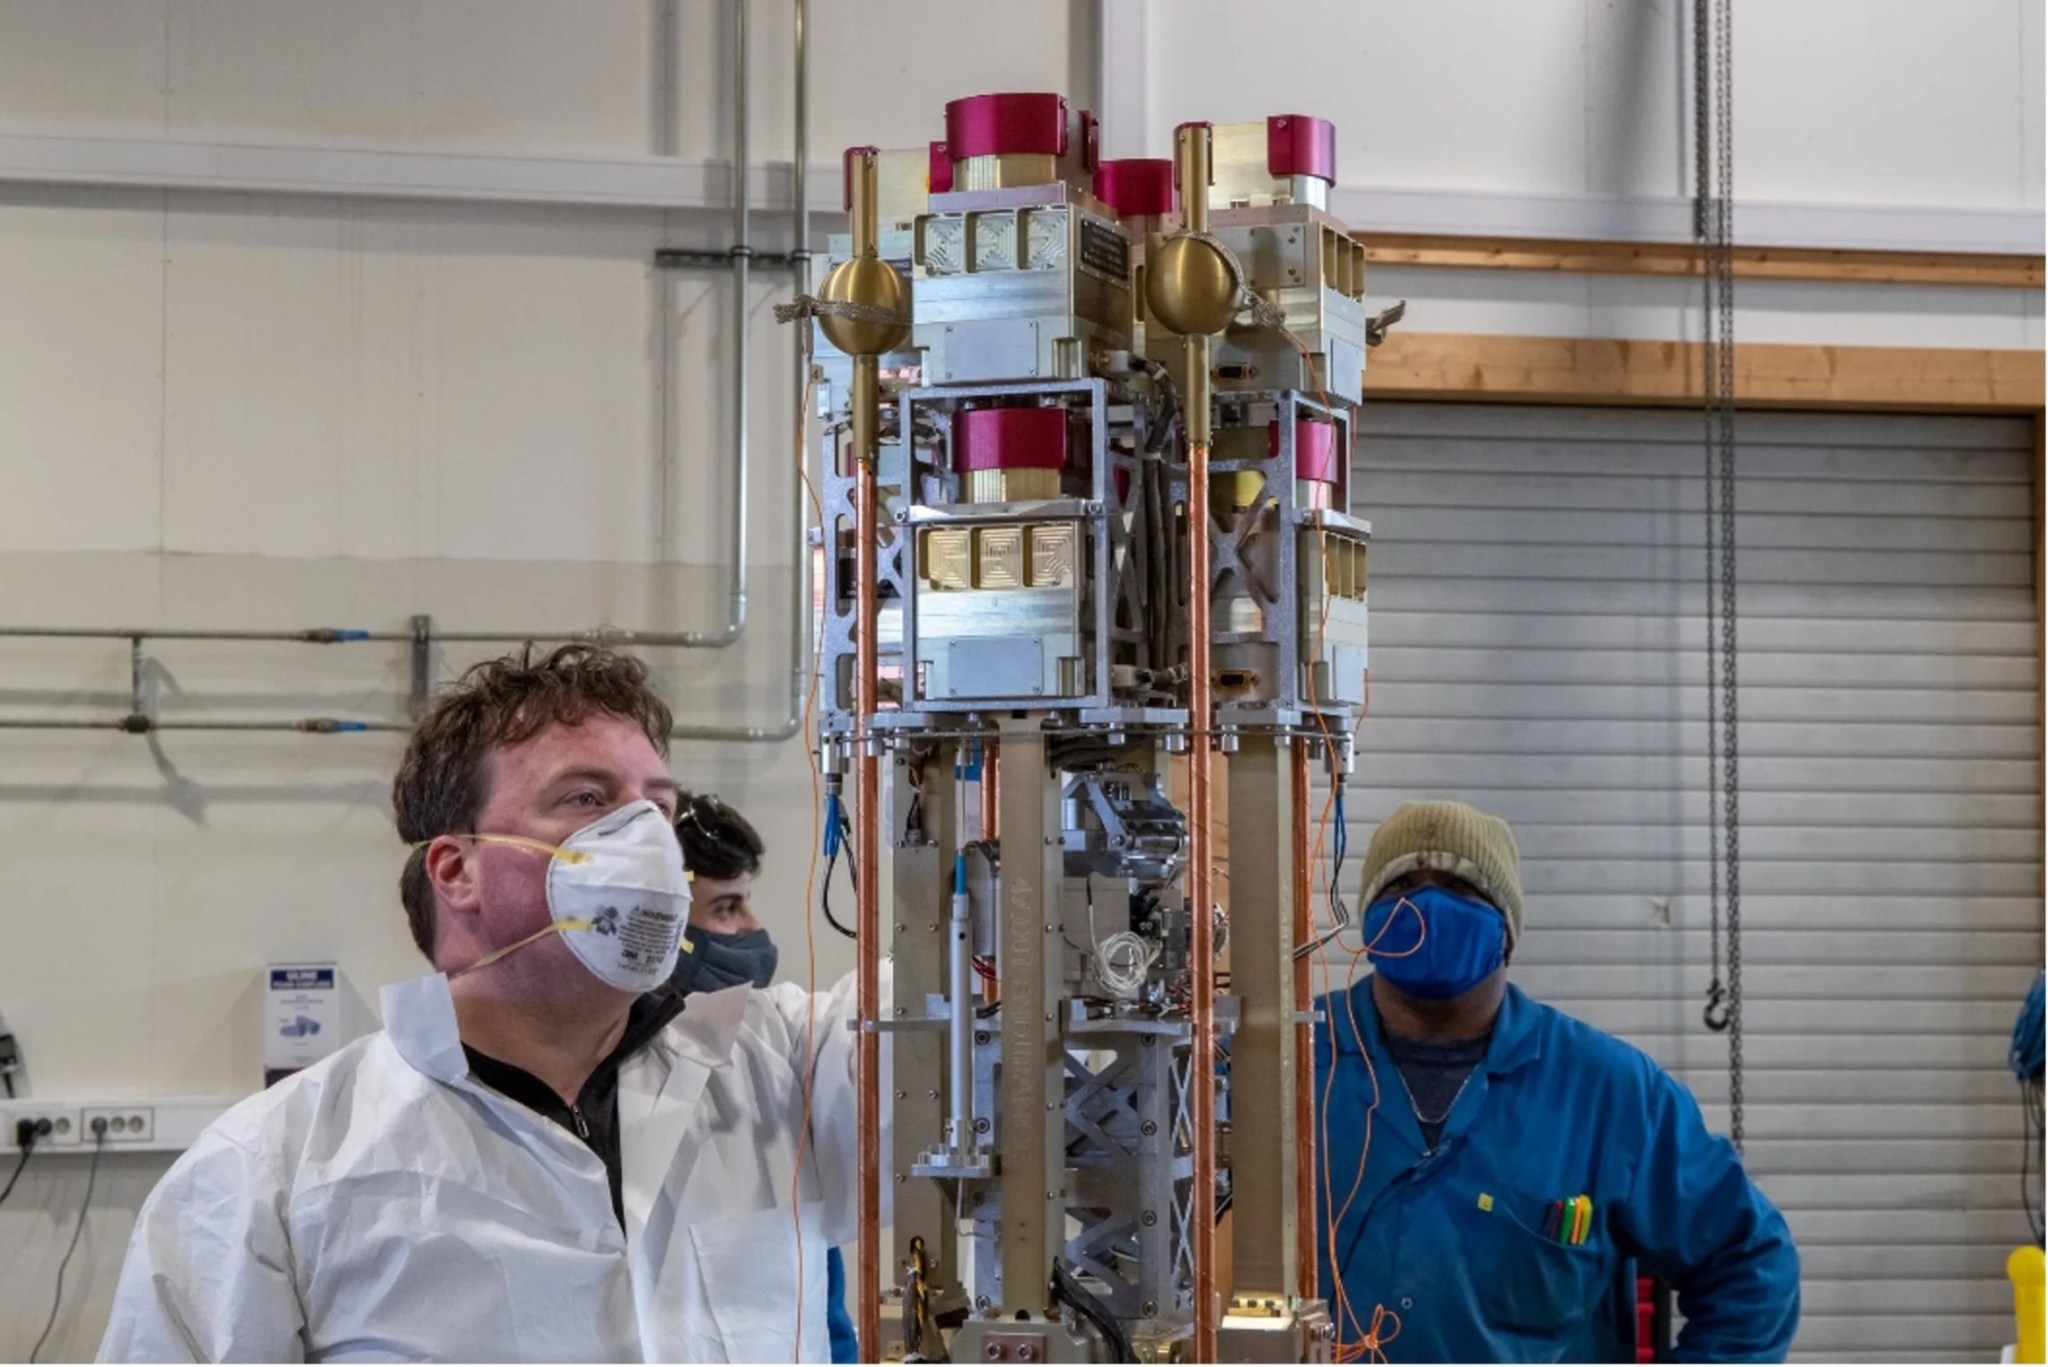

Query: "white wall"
(1143, 0), (2042, 209)
(1138, 0), (2045, 348)
(0, 0), (2035, 1358)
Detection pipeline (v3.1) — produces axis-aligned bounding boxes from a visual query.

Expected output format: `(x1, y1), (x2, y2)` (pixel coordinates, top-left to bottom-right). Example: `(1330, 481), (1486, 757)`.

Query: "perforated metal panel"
(1326, 402), (2042, 1363)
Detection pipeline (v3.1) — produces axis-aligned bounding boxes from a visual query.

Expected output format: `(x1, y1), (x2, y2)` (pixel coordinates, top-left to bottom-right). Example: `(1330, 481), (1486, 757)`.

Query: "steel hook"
(1703, 980), (1732, 1033)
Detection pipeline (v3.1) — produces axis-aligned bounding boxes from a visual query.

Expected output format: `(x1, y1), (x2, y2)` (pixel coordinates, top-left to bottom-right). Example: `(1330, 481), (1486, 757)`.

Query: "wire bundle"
(26, 1125), (107, 1363)
(1094, 931), (1160, 998)
(2014, 972), (2045, 1245)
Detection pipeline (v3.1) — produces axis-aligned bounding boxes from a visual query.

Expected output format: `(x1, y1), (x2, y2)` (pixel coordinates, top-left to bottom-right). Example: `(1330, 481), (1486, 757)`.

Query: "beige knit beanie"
(1359, 799), (1525, 949)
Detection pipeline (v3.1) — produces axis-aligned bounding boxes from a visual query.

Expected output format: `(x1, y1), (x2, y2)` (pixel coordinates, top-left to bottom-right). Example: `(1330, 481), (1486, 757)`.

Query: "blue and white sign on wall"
(266, 963), (339, 1087)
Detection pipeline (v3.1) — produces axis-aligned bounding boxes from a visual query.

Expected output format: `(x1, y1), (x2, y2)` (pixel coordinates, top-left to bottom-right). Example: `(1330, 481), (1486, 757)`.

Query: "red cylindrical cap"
(944, 93), (1068, 160)
(1093, 158), (1176, 217)
(1271, 418), (1339, 483)
(954, 407), (1069, 473)
(1266, 114), (1337, 183)
(928, 140), (954, 193)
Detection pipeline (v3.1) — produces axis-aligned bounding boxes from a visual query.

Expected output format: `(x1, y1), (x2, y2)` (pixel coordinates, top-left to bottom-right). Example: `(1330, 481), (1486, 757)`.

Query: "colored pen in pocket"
(1566, 1195), (1593, 1246)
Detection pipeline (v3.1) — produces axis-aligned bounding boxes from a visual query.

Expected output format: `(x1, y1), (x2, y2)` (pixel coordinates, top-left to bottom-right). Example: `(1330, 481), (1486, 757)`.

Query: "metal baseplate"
(1217, 1297), (1336, 1364)
(940, 1299), (1333, 1364)
(911, 1145), (997, 1181)
(950, 1317), (1114, 1364)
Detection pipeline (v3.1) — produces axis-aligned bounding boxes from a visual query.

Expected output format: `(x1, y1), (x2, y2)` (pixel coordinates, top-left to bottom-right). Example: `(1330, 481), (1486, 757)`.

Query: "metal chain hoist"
(1694, 0), (1744, 1151)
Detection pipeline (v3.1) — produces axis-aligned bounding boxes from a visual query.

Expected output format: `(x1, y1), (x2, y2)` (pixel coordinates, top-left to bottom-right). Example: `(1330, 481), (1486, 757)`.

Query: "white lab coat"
(98, 964), (885, 1363)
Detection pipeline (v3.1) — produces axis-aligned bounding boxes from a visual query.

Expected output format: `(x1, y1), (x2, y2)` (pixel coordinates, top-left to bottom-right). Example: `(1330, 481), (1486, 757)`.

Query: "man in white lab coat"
(667, 792), (863, 1365)
(99, 644), (874, 1363)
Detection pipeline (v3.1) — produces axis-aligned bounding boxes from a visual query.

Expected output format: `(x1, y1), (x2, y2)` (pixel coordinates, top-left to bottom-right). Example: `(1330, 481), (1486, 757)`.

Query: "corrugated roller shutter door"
(1329, 402), (2041, 1362)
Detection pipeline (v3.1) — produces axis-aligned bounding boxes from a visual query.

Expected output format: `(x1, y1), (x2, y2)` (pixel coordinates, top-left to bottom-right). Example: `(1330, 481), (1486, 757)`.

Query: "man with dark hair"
(666, 792), (860, 1366)
(101, 644), (875, 1363)
(669, 791), (777, 993)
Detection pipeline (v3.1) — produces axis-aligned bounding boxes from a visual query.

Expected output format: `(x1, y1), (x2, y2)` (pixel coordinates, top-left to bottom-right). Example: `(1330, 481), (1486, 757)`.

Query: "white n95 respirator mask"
(448, 799), (693, 994)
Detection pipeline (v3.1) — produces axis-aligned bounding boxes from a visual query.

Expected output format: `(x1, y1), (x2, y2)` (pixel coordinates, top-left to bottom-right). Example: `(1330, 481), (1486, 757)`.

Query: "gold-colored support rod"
(1292, 738), (1317, 1302)
(1223, 742), (1299, 1303)
(993, 723), (1066, 1319)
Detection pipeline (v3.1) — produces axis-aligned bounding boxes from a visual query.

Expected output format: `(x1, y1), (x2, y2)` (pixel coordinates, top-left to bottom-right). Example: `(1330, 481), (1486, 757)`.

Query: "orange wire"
(1284, 330), (1370, 1348)
(1319, 902), (1427, 1358)
(1316, 940), (1368, 1344)
(1359, 1304), (1403, 1364)
(787, 364), (829, 1363)
(1280, 326), (1435, 1359)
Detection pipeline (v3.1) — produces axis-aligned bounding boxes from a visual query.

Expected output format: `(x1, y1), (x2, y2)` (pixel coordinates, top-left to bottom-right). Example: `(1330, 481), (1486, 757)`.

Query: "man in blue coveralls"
(1315, 799), (1800, 1362)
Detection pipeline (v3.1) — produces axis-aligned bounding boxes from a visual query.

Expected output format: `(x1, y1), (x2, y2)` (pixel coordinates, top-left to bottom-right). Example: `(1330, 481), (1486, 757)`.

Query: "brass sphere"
(1145, 234), (1237, 337)
(816, 255), (911, 357)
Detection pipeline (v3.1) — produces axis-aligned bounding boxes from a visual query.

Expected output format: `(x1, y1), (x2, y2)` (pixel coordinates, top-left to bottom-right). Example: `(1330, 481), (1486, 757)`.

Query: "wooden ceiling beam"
(1358, 234), (2043, 289)
(1363, 333), (2046, 413)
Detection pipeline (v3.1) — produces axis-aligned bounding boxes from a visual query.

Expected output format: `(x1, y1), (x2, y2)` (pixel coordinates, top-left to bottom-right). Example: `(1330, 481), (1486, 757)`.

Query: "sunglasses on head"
(675, 792), (733, 831)
(675, 792), (752, 856)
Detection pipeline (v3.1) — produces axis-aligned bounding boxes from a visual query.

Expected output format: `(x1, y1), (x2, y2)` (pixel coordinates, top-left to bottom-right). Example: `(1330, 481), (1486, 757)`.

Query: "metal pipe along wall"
(2, 0), (815, 743)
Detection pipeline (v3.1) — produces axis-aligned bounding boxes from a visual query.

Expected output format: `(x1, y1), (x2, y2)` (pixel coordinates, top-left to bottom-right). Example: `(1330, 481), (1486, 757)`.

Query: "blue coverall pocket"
(1459, 1193), (1606, 1337)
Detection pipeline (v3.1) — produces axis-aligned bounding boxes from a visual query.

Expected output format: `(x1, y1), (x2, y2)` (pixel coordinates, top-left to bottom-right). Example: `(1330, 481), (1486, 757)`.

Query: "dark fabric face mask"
(670, 927), (778, 995)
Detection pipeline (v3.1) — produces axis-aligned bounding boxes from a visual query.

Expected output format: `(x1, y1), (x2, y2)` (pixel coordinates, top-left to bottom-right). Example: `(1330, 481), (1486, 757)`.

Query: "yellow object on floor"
(2011, 1244), (2045, 1364)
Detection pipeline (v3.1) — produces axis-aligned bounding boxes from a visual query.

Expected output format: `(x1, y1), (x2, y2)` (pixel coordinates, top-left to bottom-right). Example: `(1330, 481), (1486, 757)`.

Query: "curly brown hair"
(393, 643), (674, 962)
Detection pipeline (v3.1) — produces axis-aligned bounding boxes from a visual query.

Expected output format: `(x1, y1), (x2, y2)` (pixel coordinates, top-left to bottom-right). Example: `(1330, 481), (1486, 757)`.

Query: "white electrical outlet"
(2, 1104), (80, 1150)
(82, 1106), (154, 1144)
(0, 1098), (237, 1154)
(2, 1098), (235, 1155)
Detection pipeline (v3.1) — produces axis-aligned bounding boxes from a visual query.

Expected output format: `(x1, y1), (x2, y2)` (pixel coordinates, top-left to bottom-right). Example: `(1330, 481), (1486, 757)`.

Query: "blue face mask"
(670, 927), (779, 995)
(1363, 883), (1507, 1001)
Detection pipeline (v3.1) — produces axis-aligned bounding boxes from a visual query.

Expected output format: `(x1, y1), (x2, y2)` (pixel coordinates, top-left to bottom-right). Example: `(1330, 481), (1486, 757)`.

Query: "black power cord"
(1327, 782), (1350, 929)
(820, 850), (852, 938)
(2022, 1077), (2045, 1247)
(0, 1118), (39, 1208)
(1051, 1261), (1137, 1364)
(818, 787), (859, 940)
(30, 1118), (107, 1364)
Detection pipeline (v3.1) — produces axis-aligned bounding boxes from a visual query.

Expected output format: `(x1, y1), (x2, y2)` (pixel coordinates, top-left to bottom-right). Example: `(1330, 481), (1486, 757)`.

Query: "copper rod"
(1173, 114), (1222, 1362)
(832, 139), (896, 1366)
(979, 740), (998, 842)
(1188, 432), (1219, 1362)
(978, 740), (1001, 1001)
(852, 349), (883, 1363)
(1291, 736), (1317, 1302)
